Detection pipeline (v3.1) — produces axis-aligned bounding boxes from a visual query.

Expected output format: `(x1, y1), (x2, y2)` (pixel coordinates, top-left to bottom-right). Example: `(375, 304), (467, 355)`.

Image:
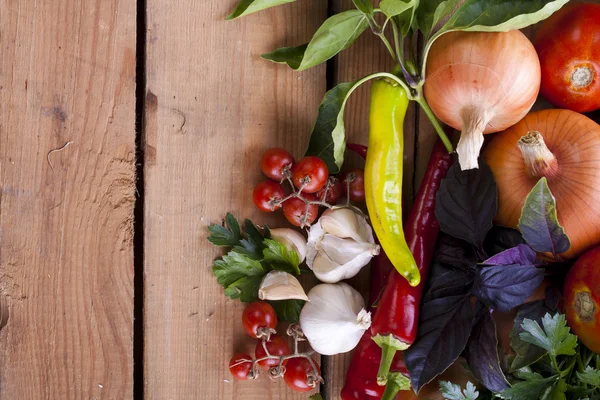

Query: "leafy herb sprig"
(226, 0), (569, 173)
(208, 213), (305, 321)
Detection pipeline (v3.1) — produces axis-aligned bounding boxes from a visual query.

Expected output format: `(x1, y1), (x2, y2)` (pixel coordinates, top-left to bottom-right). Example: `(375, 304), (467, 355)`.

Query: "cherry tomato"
(534, 3), (600, 112)
(564, 246), (600, 354)
(254, 334), (291, 369)
(283, 357), (320, 392)
(252, 181), (285, 212)
(229, 353), (254, 380)
(242, 301), (277, 338)
(260, 147), (295, 181)
(282, 194), (318, 227)
(343, 168), (365, 202)
(291, 156), (329, 193)
(316, 177), (342, 205)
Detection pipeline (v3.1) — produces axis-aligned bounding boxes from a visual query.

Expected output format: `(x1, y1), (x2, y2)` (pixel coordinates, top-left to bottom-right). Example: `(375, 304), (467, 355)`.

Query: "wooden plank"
(324, 1), (417, 398)
(143, 1), (326, 398)
(0, 0), (136, 398)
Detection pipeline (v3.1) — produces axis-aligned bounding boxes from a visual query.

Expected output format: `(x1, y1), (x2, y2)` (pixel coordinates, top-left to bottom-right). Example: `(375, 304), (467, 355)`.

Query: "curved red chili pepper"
(346, 143), (368, 160)
(341, 138), (453, 400)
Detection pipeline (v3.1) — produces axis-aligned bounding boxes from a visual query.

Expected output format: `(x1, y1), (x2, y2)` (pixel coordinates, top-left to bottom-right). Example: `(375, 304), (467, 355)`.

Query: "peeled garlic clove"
(299, 283), (371, 355)
(311, 235), (379, 283)
(258, 271), (308, 301)
(270, 228), (307, 263)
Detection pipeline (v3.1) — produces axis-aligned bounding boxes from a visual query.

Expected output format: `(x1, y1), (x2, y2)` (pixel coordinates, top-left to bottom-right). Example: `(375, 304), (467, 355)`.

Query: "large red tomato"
(564, 247), (600, 354)
(534, 2), (600, 112)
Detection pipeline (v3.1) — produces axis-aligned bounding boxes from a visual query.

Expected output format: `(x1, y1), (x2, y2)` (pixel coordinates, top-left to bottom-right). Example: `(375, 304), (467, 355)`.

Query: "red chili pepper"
(341, 138), (453, 400)
(346, 143), (368, 160)
(371, 139), (452, 390)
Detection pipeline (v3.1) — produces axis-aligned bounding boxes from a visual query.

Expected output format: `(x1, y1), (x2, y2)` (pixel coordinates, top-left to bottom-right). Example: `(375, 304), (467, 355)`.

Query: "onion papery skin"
(483, 109), (600, 259)
(425, 30), (540, 170)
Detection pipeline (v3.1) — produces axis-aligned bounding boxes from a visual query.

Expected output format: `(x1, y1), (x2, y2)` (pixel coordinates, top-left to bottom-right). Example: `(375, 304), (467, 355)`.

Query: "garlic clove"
(258, 271), (308, 301)
(306, 221), (325, 268)
(311, 237), (379, 283)
(299, 283), (371, 355)
(319, 208), (363, 242)
(269, 228), (307, 263)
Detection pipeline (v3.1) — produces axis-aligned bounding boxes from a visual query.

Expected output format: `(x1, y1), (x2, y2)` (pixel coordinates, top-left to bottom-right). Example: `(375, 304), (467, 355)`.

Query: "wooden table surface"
(5, 1), (595, 399)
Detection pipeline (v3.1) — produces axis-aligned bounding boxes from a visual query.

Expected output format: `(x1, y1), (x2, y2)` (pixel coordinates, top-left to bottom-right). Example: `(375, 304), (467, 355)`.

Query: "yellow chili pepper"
(365, 78), (420, 287)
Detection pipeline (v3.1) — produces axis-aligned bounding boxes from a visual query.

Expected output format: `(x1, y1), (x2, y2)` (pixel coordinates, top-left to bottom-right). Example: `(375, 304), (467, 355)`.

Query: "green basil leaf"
(380, 0), (415, 18)
(518, 177), (570, 257)
(262, 10), (369, 71)
(352, 0), (374, 15)
(226, 0), (295, 20)
(305, 72), (407, 173)
(416, 0), (461, 35)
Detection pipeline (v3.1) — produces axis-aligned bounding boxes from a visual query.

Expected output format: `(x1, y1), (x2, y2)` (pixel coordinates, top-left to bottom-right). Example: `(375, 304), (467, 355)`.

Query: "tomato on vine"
(343, 168), (365, 202)
(229, 353), (254, 380)
(291, 156), (328, 193)
(282, 194), (319, 227)
(283, 357), (321, 392)
(242, 301), (277, 339)
(254, 334), (291, 368)
(252, 181), (285, 212)
(261, 148), (295, 181)
(316, 176), (342, 205)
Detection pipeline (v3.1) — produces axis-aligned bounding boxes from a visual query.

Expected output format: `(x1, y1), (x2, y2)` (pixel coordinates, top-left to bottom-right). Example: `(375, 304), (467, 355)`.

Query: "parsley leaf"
(213, 252), (265, 302)
(269, 299), (305, 322)
(578, 366), (600, 387)
(263, 239), (301, 275)
(519, 313), (577, 359)
(440, 381), (480, 400)
(497, 372), (558, 400)
(208, 213), (242, 246)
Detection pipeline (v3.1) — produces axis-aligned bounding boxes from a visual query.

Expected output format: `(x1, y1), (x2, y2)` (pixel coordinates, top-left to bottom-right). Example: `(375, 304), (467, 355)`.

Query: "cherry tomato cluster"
(229, 301), (322, 393)
(253, 147), (365, 227)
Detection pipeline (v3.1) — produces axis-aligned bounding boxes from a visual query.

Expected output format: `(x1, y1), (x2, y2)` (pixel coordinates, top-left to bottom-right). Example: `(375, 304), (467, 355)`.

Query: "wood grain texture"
(0, 0), (136, 398)
(324, 1), (417, 398)
(143, 1), (326, 398)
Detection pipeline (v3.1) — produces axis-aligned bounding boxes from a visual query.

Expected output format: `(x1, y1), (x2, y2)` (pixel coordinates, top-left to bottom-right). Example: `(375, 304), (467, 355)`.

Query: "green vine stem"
(415, 94), (454, 153)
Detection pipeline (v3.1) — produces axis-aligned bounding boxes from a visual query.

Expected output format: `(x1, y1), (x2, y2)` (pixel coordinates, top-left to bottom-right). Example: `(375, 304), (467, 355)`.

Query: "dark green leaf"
(547, 378), (567, 400)
(213, 251), (265, 302)
(234, 219), (268, 259)
(416, 0), (462, 35)
(404, 294), (475, 392)
(352, 0), (374, 15)
(263, 239), (301, 275)
(308, 394), (324, 400)
(465, 312), (509, 392)
(207, 213), (242, 247)
(518, 178), (570, 257)
(509, 301), (555, 371)
(226, 0), (295, 20)
(268, 299), (305, 322)
(439, 381), (480, 400)
(435, 157), (498, 250)
(497, 372), (558, 400)
(519, 313), (577, 358)
(380, 0), (416, 18)
(577, 366), (600, 387)
(262, 10), (369, 71)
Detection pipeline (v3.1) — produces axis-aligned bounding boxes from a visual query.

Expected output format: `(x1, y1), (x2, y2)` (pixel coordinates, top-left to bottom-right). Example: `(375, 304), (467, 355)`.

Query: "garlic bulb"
(306, 207), (379, 283)
(299, 283), (371, 355)
(269, 228), (307, 263)
(258, 271), (308, 301)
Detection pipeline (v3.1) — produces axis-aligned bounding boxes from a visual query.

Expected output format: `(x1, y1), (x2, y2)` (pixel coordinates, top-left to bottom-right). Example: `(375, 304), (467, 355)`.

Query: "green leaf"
(352, 0), (374, 15)
(263, 239), (301, 275)
(234, 219), (268, 259)
(207, 213), (242, 247)
(578, 366), (600, 387)
(509, 301), (552, 372)
(213, 251), (265, 302)
(226, 0), (295, 20)
(497, 373), (558, 400)
(268, 299), (305, 322)
(262, 10), (369, 71)
(548, 378), (567, 400)
(518, 178), (571, 257)
(440, 381), (480, 400)
(305, 72), (406, 173)
(380, 0), (415, 18)
(308, 394), (324, 400)
(519, 313), (577, 359)
(416, 0), (461, 35)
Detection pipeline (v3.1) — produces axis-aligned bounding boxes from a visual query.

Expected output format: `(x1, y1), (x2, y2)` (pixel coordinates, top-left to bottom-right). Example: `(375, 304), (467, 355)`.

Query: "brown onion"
(425, 30), (541, 170)
(484, 109), (600, 259)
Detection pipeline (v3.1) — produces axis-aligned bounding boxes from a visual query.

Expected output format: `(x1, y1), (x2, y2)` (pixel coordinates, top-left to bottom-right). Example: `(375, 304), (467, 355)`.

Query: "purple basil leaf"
(518, 177), (570, 257)
(435, 233), (479, 270)
(483, 226), (525, 257)
(435, 157), (498, 250)
(404, 294), (474, 392)
(424, 262), (474, 302)
(484, 244), (537, 266)
(473, 264), (544, 312)
(466, 311), (510, 392)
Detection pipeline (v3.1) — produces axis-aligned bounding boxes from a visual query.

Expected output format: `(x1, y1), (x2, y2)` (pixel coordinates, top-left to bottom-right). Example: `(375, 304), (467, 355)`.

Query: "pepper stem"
(372, 333), (410, 386)
(518, 131), (559, 179)
(381, 372), (412, 400)
(416, 96), (453, 153)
